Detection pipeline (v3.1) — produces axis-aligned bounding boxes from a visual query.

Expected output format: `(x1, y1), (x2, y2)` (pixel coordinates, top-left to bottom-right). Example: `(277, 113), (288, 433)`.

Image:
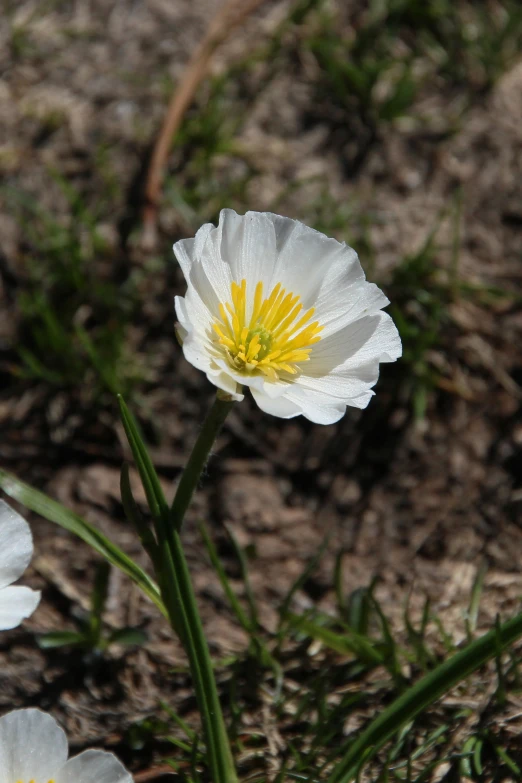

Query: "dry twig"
(141, 0), (268, 250)
(134, 764), (176, 782)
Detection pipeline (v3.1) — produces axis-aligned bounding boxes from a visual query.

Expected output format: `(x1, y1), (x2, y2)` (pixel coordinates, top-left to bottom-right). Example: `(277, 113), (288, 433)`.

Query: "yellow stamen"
(210, 279), (323, 380)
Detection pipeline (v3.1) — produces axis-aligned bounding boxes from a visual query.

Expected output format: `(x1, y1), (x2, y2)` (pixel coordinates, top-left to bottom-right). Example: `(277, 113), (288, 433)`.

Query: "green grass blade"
(76, 324), (121, 397)
(120, 462), (159, 567)
(277, 533), (330, 648)
(473, 736), (484, 776)
(199, 521), (253, 633)
(494, 743), (522, 777)
(466, 560), (487, 637)
(0, 469), (165, 616)
(107, 627), (148, 647)
(346, 585), (372, 636)
(161, 700), (198, 742)
(37, 631), (86, 649)
(200, 521), (282, 680)
(328, 611), (522, 783)
(117, 394), (169, 522)
(89, 560), (110, 645)
(225, 524), (260, 630)
(287, 612), (384, 664)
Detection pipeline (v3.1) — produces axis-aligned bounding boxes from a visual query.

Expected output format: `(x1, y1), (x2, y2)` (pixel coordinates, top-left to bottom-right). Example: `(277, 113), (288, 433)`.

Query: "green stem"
(171, 393), (234, 530)
(118, 394), (237, 783)
(157, 514), (238, 783)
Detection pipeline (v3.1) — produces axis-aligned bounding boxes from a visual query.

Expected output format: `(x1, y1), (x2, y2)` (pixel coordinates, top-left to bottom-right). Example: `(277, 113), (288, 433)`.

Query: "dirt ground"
(1, 0), (522, 777)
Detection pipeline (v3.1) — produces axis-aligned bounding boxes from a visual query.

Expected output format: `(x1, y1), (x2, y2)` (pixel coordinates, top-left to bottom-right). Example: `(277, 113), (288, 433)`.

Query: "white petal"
(0, 500), (34, 588)
(181, 331), (215, 375)
(210, 356), (289, 399)
(174, 294), (192, 332)
(176, 326), (245, 401)
(192, 225), (234, 308)
(250, 313), (401, 422)
(262, 214), (392, 338)
(205, 369), (245, 401)
(280, 385), (347, 424)
(174, 291), (214, 353)
(197, 209), (283, 313)
(250, 388), (302, 419)
(261, 213), (360, 306)
(54, 750), (133, 783)
(0, 708), (68, 783)
(175, 217), (235, 322)
(0, 585), (41, 630)
(185, 256), (227, 322)
(296, 314), (401, 407)
(306, 312), (402, 376)
(300, 359), (381, 402)
(213, 209), (278, 293)
(173, 222), (213, 280)
(349, 389), (376, 409)
(251, 385), (346, 425)
(315, 280), (390, 338)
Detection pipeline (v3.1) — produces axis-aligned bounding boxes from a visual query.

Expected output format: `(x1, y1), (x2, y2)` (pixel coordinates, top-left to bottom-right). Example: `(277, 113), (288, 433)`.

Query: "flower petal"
(251, 313), (401, 421)
(250, 388), (302, 419)
(210, 356), (288, 398)
(251, 384), (346, 424)
(207, 210), (278, 305)
(264, 212), (368, 313)
(189, 227), (234, 309)
(174, 295), (192, 333)
(305, 312), (402, 376)
(300, 360), (381, 403)
(173, 222), (213, 280)
(0, 500), (34, 589)
(181, 330), (216, 375)
(297, 314), (401, 406)
(54, 750), (133, 783)
(0, 708), (68, 782)
(0, 585), (41, 630)
(206, 369), (245, 401)
(314, 280), (390, 338)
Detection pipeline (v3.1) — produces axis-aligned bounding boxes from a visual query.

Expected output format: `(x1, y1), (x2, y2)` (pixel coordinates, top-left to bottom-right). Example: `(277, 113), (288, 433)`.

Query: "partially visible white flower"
(174, 210), (402, 424)
(0, 708), (132, 783)
(0, 500), (41, 630)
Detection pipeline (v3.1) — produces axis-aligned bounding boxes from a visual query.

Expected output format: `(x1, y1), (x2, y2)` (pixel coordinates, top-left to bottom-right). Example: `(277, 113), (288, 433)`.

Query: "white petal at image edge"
(0, 708), (68, 783)
(55, 750), (134, 783)
(0, 584), (41, 631)
(0, 500), (34, 589)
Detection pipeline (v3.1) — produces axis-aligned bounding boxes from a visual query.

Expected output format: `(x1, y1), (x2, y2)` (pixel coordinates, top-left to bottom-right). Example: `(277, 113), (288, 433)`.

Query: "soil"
(0, 0), (522, 778)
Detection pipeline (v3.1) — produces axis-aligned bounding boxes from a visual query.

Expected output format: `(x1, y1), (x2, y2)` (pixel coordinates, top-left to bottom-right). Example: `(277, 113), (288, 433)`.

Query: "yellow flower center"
(212, 279), (323, 380)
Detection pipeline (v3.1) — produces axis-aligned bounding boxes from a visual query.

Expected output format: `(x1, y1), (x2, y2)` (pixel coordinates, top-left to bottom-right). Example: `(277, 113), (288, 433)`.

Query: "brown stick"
(134, 764), (176, 782)
(141, 0), (268, 250)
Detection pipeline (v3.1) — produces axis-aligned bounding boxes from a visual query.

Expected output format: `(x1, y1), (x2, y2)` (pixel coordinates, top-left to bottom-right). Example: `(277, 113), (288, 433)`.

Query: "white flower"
(0, 708), (132, 783)
(0, 500), (40, 630)
(174, 210), (401, 424)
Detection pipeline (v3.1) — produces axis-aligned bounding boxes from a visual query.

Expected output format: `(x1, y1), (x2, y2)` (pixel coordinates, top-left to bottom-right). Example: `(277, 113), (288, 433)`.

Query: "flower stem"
(156, 513), (238, 783)
(171, 392), (234, 530)
(117, 394), (238, 783)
